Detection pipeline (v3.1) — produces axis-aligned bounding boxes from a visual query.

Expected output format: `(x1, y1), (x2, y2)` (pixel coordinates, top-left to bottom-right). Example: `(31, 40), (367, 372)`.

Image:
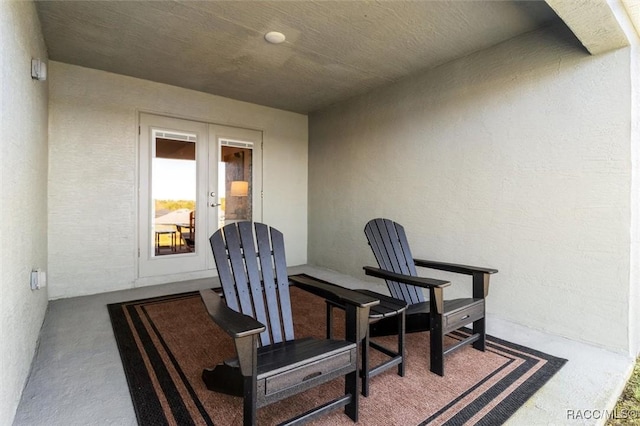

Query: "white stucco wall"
(615, 0), (640, 358)
(617, 0), (640, 359)
(0, 2), (49, 425)
(631, 19), (640, 360)
(48, 62), (308, 299)
(308, 23), (633, 353)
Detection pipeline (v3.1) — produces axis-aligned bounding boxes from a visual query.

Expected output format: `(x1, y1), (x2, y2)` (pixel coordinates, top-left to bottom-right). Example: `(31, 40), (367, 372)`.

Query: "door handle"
(210, 203), (221, 208)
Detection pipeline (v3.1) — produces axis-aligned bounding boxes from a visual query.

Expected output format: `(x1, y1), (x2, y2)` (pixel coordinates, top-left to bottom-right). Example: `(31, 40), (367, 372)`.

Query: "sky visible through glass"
(153, 158), (196, 200)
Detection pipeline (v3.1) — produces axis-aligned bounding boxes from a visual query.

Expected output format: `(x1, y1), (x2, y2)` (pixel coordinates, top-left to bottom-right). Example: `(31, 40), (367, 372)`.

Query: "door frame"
(135, 112), (263, 286)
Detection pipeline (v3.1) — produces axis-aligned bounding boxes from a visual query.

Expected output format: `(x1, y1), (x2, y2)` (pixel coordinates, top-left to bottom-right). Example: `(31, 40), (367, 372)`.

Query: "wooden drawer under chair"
(443, 299), (484, 334)
(256, 338), (357, 406)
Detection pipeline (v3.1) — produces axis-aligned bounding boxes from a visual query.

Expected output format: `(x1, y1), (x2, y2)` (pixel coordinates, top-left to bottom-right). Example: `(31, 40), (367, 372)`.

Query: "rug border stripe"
(127, 301), (202, 426)
(475, 355), (567, 425)
(140, 304), (215, 426)
(436, 330), (568, 425)
(442, 352), (541, 425)
(107, 303), (169, 426)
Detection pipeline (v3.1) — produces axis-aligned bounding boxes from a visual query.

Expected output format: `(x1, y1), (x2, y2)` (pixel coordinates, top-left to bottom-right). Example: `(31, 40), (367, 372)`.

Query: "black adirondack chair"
(199, 222), (377, 425)
(363, 218), (498, 376)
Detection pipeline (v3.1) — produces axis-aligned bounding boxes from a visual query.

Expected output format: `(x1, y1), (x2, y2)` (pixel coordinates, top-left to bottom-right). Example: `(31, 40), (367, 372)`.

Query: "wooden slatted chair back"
(209, 221), (294, 347)
(364, 218), (425, 304)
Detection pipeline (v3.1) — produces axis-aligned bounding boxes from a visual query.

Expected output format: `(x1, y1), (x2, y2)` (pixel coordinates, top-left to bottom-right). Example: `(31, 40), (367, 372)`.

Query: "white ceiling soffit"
(545, 0), (629, 54)
(622, 0), (640, 38)
(36, 1), (562, 113)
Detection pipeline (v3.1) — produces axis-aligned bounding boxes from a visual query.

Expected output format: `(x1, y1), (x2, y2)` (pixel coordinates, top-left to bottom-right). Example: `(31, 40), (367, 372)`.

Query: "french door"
(138, 113), (262, 279)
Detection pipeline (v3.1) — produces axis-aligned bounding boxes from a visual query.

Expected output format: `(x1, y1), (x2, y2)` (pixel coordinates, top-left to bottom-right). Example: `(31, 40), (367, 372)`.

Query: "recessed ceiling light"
(264, 31), (286, 44)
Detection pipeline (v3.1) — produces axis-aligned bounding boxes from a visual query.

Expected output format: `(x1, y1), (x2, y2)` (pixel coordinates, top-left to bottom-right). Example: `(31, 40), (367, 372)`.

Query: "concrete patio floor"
(13, 265), (634, 426)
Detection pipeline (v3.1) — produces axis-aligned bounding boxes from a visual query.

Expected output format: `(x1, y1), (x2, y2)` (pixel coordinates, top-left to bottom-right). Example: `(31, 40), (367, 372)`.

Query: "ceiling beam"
(545, 0), (629, 54)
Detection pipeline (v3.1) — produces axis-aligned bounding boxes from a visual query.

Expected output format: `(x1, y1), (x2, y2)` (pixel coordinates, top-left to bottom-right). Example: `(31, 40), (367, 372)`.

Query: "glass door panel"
(206, 125), (262, 269)
(152, 135), (196, 256)
(138, 114), (209, 279)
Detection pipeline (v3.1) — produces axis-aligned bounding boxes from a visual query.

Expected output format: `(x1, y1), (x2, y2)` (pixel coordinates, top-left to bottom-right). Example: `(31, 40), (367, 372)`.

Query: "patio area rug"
(108, 286), (566, 426)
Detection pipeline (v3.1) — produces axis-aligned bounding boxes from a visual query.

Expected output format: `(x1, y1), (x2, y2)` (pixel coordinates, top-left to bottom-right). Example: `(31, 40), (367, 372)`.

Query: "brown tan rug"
(108, 286), (566, 426)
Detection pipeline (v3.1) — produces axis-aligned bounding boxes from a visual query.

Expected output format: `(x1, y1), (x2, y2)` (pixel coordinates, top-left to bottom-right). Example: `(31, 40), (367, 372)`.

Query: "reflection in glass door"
(153, 133), (196, 256)
(218, 141), (254, 228)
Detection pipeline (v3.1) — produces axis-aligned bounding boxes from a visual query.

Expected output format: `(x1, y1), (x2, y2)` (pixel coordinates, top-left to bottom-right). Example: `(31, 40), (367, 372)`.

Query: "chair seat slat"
(210, 231), (240, 312)
(223, 224), (255, 318)
(238, 221), (271, 347)
(255, 222), (287, 344)
(270, 226), (295, 341)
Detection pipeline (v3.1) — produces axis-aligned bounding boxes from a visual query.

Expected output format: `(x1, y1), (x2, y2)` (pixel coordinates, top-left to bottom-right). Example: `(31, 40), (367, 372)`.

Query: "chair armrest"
(199, 289), (265, 339)
(288, 274), (379, 309)
(363, 266), (450, 289)
(289, 273), (377, 341)
(413, 259), (498, 275)
(413, 259), (496, 299)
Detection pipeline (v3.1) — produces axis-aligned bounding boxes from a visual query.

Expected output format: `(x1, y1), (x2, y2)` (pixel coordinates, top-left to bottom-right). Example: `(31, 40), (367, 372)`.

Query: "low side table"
(155, 230), (176, 255)
(290, 274), (407, 397)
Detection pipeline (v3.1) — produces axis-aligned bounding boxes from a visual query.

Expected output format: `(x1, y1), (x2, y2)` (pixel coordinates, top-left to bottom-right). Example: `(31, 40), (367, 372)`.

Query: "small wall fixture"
(264, 31), (286, 44)
(31, 59), (47, 81)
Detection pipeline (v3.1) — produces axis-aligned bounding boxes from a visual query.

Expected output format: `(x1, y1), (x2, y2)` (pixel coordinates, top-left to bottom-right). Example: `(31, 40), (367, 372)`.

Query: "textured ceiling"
(36, 1), (560, 114)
